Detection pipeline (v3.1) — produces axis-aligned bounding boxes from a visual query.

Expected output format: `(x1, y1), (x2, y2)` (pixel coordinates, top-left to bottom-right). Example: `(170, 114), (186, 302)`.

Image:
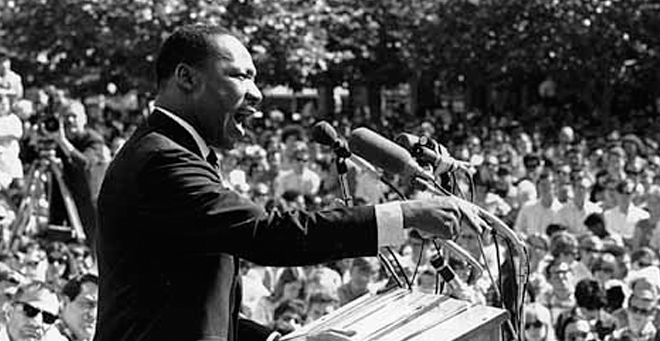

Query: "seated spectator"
(274, 143), (320, 197)
(305, 264), (342, 299)
(635, 185), (660, 250)
(559, 316), (598, 341)
(0, 281), (60, 341)
(539, 258), (576, 325)
(609, 277), (660, 341)
(555, 279), (616, 341)
(253, 268), (306, 326)
(337, 257), (380, 306)
(630, 247), (658, 272)
(272, 299), (306, 336)
(577, 235), (603, 272)
(523, 302), (556, 341)
(550, 232), (590, 284)
(44, 241), (72, 289)
(558, 175), (601, 236)
(584, 213), (610, 240)
(56, 274), (98, 341)
(591, 254), (619, 289)
(305, 292), (339, 323)
(514, 170), (562, 236)
(604, 179), (649, 244)
(18, 241), (48, 282)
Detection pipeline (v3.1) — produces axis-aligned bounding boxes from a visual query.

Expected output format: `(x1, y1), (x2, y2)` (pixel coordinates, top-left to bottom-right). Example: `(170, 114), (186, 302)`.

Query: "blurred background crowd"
(3, 45), (660, 340)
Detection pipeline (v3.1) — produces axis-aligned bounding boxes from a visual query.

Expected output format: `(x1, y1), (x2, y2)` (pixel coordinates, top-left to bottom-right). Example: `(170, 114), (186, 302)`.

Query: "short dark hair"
(574, 279), (606, 309)
(61, 274), (99, 301)
(155, 24), (233, 88)
(273, 299), (306, 321)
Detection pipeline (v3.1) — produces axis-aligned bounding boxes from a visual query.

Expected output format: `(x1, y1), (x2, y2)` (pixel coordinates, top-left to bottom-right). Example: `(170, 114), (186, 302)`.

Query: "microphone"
(435, 239), (484, 286)
(430, 255), (472, 301)
(311, 122), (382, 180)
(348, 127), (434, 182)
(394, 133), (471, 174)
(311, 121), (351, 158)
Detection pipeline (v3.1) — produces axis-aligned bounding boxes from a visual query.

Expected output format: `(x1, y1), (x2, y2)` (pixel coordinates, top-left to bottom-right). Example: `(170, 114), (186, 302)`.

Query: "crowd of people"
(3, 45), (660, 341)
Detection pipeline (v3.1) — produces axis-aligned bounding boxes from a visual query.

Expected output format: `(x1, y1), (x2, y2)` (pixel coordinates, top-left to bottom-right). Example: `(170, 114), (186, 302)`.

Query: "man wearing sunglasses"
(611, 277), (660, 341)
(0, 281), (60, 341)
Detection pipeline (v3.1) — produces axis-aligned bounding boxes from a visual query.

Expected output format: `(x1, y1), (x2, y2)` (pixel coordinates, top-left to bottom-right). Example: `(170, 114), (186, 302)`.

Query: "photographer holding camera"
(40, 98), (111, 247)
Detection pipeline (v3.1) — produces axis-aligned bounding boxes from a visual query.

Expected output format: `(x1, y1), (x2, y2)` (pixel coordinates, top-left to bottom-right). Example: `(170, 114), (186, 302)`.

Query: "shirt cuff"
(266, 331), (281, 341)
(375, 201), (406, 247)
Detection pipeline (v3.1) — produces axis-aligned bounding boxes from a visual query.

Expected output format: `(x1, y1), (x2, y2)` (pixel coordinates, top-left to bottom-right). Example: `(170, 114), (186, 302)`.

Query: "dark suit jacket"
(94, 110), (378, 341)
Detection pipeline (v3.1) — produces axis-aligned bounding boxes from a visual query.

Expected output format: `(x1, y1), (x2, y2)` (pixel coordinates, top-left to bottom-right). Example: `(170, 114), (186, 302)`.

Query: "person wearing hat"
(610, 277), (660, 341)
(558, 173), (602, 236)
(604, 179), (650, 244)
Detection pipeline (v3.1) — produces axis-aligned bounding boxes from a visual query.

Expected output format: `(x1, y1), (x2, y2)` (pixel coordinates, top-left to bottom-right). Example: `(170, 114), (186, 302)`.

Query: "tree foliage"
(0, 0), (658, 115)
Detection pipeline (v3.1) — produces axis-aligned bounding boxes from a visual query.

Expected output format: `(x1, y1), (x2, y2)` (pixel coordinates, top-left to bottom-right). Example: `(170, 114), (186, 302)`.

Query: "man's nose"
(246, 80), (262, 106)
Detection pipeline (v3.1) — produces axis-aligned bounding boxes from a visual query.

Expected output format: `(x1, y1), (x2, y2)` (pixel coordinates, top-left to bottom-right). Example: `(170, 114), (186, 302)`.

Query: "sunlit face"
(524, 316), (547, 341)
(193, 34), (262, 150)
(62, 282), (98, 340)
(564, 319), (596, 341)
(306, 301), (337, 323)
(548, 263), (573, 294)
(7, 289), (59, 341)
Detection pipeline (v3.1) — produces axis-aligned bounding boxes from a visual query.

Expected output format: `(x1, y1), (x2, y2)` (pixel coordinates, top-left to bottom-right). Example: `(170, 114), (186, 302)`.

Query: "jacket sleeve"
(138, 148), (379, 266)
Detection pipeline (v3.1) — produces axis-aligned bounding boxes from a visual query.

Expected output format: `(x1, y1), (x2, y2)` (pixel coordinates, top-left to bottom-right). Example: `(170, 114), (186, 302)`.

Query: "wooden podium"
(282, 288), (509, 341)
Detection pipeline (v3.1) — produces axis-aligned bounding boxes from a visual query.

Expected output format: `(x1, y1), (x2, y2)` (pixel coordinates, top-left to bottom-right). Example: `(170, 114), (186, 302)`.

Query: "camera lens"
(43, 117), (60, 132)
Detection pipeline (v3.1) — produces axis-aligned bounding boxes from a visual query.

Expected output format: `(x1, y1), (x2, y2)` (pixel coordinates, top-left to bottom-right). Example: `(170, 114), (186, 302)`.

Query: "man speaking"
(95, 24), (486, 341)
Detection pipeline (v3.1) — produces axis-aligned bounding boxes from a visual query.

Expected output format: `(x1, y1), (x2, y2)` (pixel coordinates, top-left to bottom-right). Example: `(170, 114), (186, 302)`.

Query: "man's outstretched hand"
(401, 197), (489, 240)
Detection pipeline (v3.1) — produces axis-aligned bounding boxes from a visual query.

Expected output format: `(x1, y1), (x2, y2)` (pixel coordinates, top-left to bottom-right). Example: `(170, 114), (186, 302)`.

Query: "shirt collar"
(154, 106), (210, 158)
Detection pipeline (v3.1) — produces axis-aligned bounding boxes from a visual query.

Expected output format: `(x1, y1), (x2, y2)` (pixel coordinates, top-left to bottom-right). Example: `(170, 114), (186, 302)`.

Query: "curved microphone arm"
(434, 239), (484, 286)
(412, 177), (529, 340)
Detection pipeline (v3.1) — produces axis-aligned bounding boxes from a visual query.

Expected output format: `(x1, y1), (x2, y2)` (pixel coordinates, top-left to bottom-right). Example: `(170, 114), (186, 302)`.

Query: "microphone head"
(394, 133), (420, 151)
(349, 127), (417, 176)
(311, 121), (338, 146)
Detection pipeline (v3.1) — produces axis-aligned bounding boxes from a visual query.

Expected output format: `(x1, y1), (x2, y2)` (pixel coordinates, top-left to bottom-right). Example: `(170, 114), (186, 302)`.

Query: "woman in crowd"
(252, 267), (307, 326)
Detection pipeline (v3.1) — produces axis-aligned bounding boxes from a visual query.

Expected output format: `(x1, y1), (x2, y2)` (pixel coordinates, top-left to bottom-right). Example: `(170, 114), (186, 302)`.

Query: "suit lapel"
(147, 109), (205, 159)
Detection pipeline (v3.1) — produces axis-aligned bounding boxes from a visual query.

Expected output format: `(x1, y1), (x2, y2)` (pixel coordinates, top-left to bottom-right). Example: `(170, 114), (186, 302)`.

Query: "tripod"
(7, 148), (86, 251)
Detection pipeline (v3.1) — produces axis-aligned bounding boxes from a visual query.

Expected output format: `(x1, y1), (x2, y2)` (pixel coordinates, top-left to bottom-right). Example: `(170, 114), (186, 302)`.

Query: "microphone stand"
(411, 176), (528, 341)
(335, 156), (353, 207)
(334, 154), (407, 291)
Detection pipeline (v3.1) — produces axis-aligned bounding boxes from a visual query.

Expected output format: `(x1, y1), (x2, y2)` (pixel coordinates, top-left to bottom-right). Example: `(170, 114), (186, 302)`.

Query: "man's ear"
(173, 64), (199, 93)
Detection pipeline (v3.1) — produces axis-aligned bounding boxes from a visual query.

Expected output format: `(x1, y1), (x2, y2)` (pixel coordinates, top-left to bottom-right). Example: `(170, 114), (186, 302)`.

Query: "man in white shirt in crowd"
(0, 92), (23, 190)
(515, 169), (563, 236)
(604, 179), (649, 244)
(0, 282), (62, 341)
(0, 51), (23, 100)
(274, 142), (320, 198)
(559, 173), (602, 236)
